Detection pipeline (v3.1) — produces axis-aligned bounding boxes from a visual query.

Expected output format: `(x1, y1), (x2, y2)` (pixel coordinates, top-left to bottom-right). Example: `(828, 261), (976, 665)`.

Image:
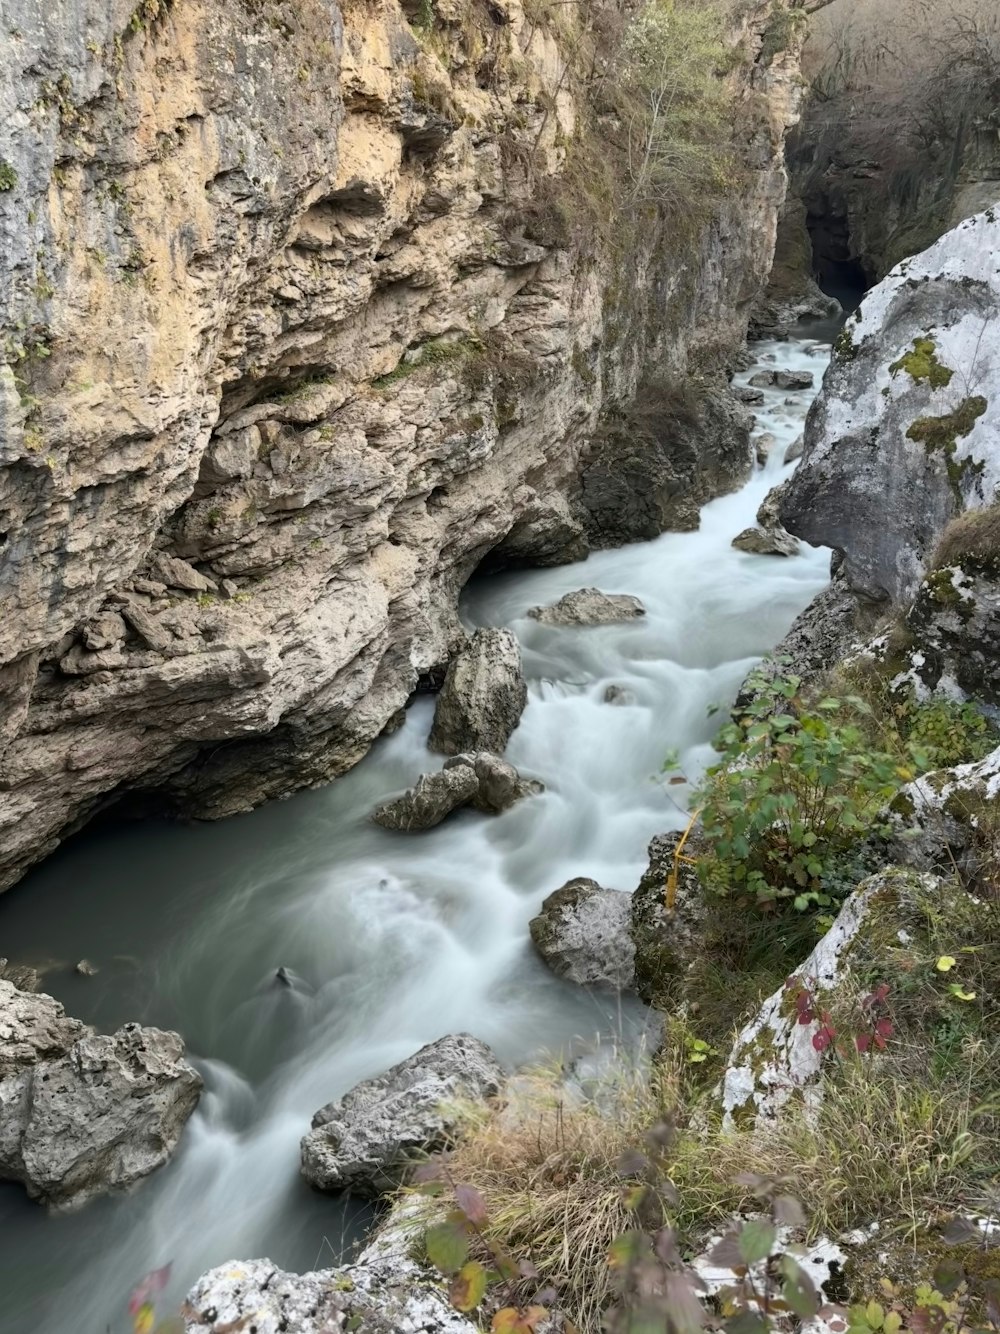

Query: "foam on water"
(0, 336), (831, 1334)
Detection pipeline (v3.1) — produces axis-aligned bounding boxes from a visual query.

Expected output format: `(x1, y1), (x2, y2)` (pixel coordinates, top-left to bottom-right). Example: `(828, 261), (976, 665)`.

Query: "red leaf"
(797, 1009), (814, 1025)
(875, 1018), (894, 1039)
(873, 1032), (887, 1051)
(856, 1033), (871, 1053)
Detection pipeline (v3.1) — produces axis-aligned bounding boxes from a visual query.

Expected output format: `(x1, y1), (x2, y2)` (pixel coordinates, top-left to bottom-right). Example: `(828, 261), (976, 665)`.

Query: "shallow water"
(0, 337), (831, 1334)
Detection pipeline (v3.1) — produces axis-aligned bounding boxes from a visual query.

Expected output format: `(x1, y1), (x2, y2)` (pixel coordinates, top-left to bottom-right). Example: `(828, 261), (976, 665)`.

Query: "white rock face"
(720, 870), (938, 1128)
(183, 1250), (477, 1334)
(526, 588), (647, 626)
(0, 981), (201, 1209)
(428, 629), (528, 756)
(300, 1033), (504, 1196)
(782, 204), (1000, 605)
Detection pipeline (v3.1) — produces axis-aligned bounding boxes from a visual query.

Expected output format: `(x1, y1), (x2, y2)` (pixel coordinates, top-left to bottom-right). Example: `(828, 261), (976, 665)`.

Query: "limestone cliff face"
(0, 0), (802, 890)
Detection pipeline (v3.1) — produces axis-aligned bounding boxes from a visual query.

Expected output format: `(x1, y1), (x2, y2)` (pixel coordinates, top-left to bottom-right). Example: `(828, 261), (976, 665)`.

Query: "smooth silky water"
(0, 336), (832, 1334)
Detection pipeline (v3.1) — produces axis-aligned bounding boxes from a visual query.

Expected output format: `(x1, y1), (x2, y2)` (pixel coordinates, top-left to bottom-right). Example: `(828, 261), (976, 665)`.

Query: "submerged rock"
(529, 877), (636, 989)
(301, 1033), (504, 1197)
(527, 588), (647, 627)
(428, 628), (527, 756)
(0, 981), (201, 1209)
(604, 684), (637, 706)
(372, 753), (541, 830)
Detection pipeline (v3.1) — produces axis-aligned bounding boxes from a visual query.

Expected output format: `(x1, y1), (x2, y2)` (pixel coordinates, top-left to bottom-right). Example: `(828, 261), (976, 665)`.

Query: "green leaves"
(737, 1219), (776, 1265)
(694, 675), (917, 914)
(426, 1220), (469, 1275)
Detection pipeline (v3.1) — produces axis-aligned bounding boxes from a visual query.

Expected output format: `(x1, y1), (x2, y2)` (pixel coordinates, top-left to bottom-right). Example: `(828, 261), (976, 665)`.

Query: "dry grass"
(932, 504), (1000, 571)
(440, 1054), (679, 1331)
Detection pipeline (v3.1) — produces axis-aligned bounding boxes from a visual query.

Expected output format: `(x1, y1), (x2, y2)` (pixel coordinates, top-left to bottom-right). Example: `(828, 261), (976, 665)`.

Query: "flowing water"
(0, 336), (832, 1334)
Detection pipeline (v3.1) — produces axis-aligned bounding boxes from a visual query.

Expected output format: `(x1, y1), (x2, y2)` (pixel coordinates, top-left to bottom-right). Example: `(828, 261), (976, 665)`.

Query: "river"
(0, 335), (832, 1334)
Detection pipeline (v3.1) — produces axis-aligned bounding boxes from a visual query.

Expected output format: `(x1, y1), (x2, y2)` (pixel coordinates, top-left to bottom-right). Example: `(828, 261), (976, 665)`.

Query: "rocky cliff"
(0, 0), (803, 890)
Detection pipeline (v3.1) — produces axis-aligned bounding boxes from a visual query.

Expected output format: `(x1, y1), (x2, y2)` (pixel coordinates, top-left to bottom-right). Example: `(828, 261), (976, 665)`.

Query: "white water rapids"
(0, 336), (832, 1334)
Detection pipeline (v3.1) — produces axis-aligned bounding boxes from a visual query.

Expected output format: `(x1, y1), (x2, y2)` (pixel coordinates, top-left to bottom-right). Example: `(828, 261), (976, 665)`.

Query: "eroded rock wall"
(0, 0), (803, 890)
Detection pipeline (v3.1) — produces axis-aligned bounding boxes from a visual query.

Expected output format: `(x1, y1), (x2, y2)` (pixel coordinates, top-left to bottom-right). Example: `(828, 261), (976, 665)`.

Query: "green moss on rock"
(889, 336), (954, 389)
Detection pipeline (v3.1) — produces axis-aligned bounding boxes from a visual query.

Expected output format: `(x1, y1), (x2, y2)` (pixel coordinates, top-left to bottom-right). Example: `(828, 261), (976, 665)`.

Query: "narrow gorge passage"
(0, 337), (831, 1334)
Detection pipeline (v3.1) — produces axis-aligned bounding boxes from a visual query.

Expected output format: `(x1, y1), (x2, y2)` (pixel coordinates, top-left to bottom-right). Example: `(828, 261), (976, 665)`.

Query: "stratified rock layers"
(0, 0), (804, 890)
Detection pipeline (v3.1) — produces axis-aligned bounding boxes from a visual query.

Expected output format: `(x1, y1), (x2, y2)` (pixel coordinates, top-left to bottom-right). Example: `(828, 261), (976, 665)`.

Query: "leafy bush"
(617, 0), (737, 212)
(695, 672), (913, 911)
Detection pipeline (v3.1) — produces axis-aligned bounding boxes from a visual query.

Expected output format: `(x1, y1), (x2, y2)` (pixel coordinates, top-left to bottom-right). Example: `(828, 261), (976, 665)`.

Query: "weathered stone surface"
(732, 481), (799, 556)
(464, 752), (543, 814)
(891, 744), (1000, 878)
(0, 960), (40, 993)
(529, 878), (636, 989)
(748, 369), (814, 390)
(744, 576), (859, 696)
(579, 383), (755, 546)
(783, 433), (804, 464)
(372, 751), (541, 829)
(781, 206), (1000, 608)
(630, 830), (707, 1011)
(0, 0), (808, 891)
(183, 1249), (477, 1334)
(0, 982), (201, 1209)
(372, 764), (480, 832)
(301, 1033), (504, 1196)
(734, 385), (766, 405)
(428, 629), (527, 757)
(732, 526), (797, 556)
(527, 588), (646, 627)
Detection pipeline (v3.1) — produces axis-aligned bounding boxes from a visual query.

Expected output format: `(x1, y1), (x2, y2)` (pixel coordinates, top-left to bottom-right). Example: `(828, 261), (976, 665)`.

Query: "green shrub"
(0, 159), (16, 192)
(695, 672), (914, 911)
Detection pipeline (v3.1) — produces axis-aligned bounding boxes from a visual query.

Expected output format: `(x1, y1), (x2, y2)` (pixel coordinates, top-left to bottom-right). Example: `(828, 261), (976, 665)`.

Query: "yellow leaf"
(450, 1260), (488, 1313)
(885, 1311), (904, 1334)
(936, 956), (957, 972)
(134, 1304), (156, 1334)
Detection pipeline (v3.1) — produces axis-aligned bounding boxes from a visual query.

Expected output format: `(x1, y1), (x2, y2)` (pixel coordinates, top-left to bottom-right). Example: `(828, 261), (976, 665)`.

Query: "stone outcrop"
(529, 877), (636, 989)
(0, 980), (201, 1209)
(300, 1033), (504, 1197)
(748, 368), (814, 390)
(372, 751), (541, 830)
(0, 0), (807, 891)
(427, 628), (527, 756)
(720, 867), (969, 1129)
(781, 206), (1000, 609)
(184, 1225), (477, 1334)
(527, 588), (646, 627)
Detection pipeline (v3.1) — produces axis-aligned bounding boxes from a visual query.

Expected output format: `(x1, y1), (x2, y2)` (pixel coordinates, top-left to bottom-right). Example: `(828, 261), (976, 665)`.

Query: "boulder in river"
(529, 877), (636, 989)
(748, 368), (814, 391)
(732, 481), (799, 557)
(0, 980), (201, 1210)
(372, 752), (541, 830)
(300, 1033), (505, 1196)
(783, 434), (804, 464)
(372, 763), (480, 831)
(527, 587), (647, 627)
(734, 385), (765, 405)
(428, 628), (527, 756)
